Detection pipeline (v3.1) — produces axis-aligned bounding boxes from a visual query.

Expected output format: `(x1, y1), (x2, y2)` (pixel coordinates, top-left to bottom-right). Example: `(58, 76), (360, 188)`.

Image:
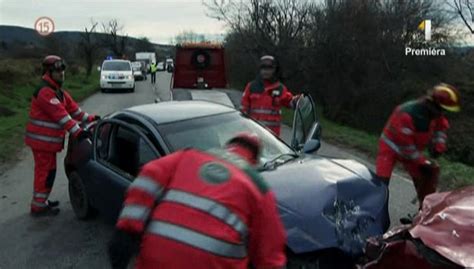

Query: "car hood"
(261, 155), (389, 256)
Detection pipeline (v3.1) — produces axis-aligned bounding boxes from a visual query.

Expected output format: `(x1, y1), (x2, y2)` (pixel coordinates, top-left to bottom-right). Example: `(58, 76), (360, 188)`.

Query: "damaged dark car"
(65, 96), (390, 268)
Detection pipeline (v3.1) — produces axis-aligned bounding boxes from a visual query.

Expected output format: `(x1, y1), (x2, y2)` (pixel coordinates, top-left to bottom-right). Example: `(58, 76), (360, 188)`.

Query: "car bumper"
(100, 80), (135, 89)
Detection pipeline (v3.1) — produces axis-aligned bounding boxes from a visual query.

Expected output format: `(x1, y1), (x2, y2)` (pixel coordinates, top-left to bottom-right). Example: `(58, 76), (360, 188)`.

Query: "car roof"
(124, 101), (236, 124)
(103, 59), (130, 63)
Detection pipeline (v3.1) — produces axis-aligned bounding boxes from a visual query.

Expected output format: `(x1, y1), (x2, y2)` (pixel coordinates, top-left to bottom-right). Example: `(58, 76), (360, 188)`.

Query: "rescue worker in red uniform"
(108, 133), (287, 269)
(376, 83), (461, 208)
(25, 55), (99, 217)
(241, 55), (300, 136)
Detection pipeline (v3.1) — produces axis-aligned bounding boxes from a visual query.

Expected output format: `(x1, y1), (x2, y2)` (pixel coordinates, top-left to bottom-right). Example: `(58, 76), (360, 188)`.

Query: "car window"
(96, 122), (112, 160)
(97, 122), (158, 179)
(292, 95), (317, 148)
(102, 61), (131, 71)
(158, 112), (294, 164)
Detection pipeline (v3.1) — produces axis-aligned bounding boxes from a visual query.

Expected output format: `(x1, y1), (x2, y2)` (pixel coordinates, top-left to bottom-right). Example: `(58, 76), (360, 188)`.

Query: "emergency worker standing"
(108, 133), (287, 269)
(376, 83), (461, 207)
(241, 55), (300, 136)
(149, 62), (158, 84)
(25, 55), (99, 217)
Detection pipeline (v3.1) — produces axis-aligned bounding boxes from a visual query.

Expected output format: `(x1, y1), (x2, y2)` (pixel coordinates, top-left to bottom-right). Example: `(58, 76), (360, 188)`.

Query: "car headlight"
(101, 75), (107, 79)
(127, 75), (133, 80)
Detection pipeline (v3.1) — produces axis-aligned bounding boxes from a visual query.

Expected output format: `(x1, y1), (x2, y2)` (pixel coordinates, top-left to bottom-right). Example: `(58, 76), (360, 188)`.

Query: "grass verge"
(0, 59), (99, 164)
(282, 108), (474, 190)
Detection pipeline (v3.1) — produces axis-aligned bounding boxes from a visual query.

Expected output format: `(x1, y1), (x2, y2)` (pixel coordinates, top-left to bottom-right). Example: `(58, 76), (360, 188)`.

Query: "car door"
(91, 119), (161, 221)
(291, 93), (318, 149)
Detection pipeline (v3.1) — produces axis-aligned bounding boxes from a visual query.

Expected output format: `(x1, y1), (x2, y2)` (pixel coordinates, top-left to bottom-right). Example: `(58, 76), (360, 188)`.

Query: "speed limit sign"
(35, 17), (55, 36)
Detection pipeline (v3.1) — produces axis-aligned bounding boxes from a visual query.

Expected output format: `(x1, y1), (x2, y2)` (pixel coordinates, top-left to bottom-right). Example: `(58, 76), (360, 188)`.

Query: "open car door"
(291, 93), (318, 149)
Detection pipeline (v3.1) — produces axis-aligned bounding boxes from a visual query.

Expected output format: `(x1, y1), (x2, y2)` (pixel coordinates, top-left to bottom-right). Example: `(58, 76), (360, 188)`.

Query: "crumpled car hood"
(262, 155), (389, 256)
(410, 187), (474, 268)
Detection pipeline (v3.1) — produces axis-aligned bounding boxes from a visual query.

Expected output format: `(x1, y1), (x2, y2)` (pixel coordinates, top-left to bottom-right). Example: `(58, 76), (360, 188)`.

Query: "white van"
(100, 60), (135, 93)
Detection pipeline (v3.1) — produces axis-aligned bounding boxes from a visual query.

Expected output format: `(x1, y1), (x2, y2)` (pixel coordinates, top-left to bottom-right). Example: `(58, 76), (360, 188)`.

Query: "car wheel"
(101, 88), (108, 93)
(68, 171), (96, 220)
(129, 86), (135, 93)
(286, 249), (354, 269)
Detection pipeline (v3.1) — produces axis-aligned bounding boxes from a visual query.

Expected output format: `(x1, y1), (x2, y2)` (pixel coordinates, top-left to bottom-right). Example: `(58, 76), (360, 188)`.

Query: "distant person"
(108, 133), (287, 269)
(25, 55), (100, 217)
(150, 62), (158, 84)
(376, 83), (461, 208)
(241, 55), (300, 136)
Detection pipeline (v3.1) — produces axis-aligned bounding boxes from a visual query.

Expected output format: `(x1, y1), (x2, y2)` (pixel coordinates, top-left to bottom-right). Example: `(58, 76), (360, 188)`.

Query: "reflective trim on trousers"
(119, 204), (150, 222)
(30, 119), (62, 130)
(433, 131), (447, 138)
(26, 132), (64, 144)
(250, 108), (281, 115)
(400, 127), (414, 135)
(162, 190), (248, 239)
(258, 120), (280, 127)
(58, 115), (73, 126)
(71, 108), (82, 118)
(33, 192), (49, 199)
(381, 134), (420, 160)
(31, 200), (48, 208)
(147, 221), (247, 259)
(130, 176), (163, 197)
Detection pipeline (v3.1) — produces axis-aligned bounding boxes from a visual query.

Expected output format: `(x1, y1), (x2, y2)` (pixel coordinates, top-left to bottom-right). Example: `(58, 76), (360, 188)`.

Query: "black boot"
(47, 200), (60, 207)
(31, 206), (60, 217)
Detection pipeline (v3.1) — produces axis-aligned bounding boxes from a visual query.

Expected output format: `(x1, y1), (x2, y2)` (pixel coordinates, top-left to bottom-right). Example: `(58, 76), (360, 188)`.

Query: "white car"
(100, 60), (135, 93)
(131, 61), (145, 81)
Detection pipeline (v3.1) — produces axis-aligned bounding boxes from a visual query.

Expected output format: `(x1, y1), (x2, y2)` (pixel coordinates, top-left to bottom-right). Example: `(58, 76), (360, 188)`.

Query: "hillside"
(0, 25), (174, 60)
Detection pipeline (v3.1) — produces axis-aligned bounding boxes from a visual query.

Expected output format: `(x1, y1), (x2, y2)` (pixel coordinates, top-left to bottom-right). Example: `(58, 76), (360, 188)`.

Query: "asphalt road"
(0, 72), (417, 269)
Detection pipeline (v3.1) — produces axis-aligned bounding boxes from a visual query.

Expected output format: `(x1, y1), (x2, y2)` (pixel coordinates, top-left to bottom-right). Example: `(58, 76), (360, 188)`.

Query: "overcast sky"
(0, 0), (226, 44)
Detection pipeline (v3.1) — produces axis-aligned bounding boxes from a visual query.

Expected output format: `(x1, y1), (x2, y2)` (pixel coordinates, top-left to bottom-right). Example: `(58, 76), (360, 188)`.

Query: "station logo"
(35, 17), (55, 36)
(405, 19), (446, 57)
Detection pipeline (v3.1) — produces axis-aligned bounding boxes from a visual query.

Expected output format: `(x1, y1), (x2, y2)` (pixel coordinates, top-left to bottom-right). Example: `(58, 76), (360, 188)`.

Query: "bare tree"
(206, 0), (314, 84)
(173, 31), (207, 44)
(449, 0), (474, 33)
(79, 20), (99, 76)
(101, 19), (129, 57)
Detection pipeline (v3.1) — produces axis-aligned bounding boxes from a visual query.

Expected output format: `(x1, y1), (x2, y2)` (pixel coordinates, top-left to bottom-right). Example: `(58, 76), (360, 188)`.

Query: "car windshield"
(158, 112), (295, 164)
(102, 61), (131, 71)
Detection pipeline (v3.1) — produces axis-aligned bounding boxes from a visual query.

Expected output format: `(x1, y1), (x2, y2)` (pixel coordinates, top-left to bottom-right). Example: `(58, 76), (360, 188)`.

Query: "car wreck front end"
(262, 154), (390, 266)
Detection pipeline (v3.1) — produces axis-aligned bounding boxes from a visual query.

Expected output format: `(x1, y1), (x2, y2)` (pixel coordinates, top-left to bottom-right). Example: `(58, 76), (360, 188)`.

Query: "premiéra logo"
(405, 19), (446, 57)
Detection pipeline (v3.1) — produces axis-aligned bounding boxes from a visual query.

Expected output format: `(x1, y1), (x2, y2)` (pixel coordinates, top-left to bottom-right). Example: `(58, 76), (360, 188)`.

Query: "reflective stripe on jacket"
(25, 74), (94, 152)
(380, 99), (450, 163)
(116, 149), (287, 269)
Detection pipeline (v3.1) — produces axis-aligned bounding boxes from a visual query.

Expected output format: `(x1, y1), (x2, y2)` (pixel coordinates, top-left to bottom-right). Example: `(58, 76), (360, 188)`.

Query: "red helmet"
(226, 132), (262, 160)
(429, 83), (461, 112)
(42, 55), (66, 74)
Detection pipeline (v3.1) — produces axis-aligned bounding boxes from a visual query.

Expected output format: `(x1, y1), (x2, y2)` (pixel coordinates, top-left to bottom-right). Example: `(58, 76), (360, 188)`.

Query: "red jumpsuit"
(241, 79), (297, 136)
(25, 74), (95, 212)
(116, 148), (287, 269)
(376, 99), (449, 204)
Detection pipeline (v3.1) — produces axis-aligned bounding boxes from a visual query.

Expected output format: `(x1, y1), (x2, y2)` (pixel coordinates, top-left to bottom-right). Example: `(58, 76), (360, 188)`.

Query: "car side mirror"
(303, 139), (321, 154)
(303, 122), (322, 154)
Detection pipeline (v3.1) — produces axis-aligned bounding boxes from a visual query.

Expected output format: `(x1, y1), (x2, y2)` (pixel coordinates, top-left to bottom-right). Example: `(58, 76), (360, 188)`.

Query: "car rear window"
(102, 61), (131, 71)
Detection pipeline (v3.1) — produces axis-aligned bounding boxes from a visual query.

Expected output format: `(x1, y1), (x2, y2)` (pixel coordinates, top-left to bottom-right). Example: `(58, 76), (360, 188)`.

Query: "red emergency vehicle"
(172, 43), (227, 89)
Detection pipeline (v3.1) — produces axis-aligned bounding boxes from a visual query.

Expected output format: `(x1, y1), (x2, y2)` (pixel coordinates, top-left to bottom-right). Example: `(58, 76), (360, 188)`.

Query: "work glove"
(108, 229), (141, 269)
(76, 130), (92, 141)
(93, 115), (101, 121)
(419, 159), (439, 179)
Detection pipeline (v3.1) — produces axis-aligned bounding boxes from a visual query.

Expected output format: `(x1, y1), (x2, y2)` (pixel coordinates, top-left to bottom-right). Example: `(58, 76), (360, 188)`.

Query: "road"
(0, 72), (417, 268)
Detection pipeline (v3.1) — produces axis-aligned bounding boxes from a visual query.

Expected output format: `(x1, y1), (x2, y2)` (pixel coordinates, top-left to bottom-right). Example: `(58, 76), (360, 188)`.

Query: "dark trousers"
(151, 72), (156, 84)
